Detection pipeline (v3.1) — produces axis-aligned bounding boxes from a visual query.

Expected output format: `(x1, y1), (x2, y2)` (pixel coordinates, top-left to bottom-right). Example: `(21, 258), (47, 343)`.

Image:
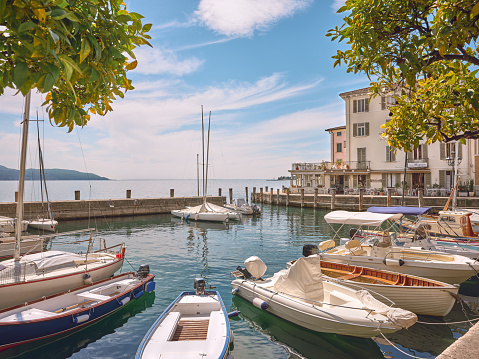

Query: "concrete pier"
(437, 321), (479, 359)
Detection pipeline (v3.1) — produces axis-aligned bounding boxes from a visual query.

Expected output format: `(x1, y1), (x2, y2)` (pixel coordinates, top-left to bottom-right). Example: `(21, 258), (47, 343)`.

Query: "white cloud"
(195, 0), (312, 37)
(331, 0), (346, 12)
(134, 47), (204, 76)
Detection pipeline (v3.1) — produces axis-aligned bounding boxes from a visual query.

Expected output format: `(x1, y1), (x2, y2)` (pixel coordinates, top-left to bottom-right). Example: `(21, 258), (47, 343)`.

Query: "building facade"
(290, 87), (475, 195)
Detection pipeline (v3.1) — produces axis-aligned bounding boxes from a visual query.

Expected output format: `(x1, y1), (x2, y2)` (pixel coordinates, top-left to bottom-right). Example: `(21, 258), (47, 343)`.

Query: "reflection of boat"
(0, 282), (156, 359)
(172, 216), (229, 230)
(0, 268), (155, 352)
(225, 198), (261, 215)
(231, 255), (417, 338)
(136, 278), (233, 359)
(232, 295), (384, 359)
(322, 211), (479, 284)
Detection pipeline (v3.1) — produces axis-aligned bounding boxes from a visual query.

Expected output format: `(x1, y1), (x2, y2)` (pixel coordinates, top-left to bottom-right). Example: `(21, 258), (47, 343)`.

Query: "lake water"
(0, 180), (476, 359)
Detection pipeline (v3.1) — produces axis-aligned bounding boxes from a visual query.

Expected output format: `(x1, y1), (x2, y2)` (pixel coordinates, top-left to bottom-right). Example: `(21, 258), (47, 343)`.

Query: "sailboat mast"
(201, 106), (205, 201)
(197, 153), (200, 197)
(205, 111), (211, 201)
(15, 90), (31, 261)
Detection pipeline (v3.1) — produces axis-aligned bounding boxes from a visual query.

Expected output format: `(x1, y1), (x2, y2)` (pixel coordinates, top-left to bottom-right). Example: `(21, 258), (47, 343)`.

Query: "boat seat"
(328, 290), (354, 306)
(149, 312), (181, 343)
(77, 292), (110, 301)
(318, 239), (336, 252)
(339, 273), (361, 281)
(345, 239), (367, 256)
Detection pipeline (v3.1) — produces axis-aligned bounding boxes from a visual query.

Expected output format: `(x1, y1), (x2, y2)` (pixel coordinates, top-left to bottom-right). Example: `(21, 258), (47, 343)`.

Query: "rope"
(417, 318), (479, 325)
(378, 330), (421, 359)
(124, 257), (138, 272)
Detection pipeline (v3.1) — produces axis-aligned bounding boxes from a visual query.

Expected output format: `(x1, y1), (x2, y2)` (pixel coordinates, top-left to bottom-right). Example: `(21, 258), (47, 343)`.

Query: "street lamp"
(446, 148), (462, 210)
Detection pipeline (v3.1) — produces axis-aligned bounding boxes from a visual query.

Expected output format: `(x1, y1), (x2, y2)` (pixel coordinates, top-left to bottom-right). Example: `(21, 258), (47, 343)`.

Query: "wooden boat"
(295, 251), (457, 316)
(136, 278), (233, 359)
(322, 211), (479, 284)
(0, 268), (155, 352)
(231, 255), (417, 338)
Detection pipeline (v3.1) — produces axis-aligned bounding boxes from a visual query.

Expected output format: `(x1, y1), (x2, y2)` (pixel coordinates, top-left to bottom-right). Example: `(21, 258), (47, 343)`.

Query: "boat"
(28, 218), (58, 232)
(0, 266), (155, 352)
(320, 210), (479, 284)
(136, 278), (233, 359)
(0, 216), (29, 233)
(300, 245), (458, 316)
(231, 255), (417, 338)
(0, 233), (47, 260)
(224, 198), (261, 215)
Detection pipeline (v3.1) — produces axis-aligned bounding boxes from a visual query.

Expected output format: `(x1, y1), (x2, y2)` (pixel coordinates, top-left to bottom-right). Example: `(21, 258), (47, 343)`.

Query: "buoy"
(134, 290), (144, 299)
(232, 288), (239, 294)
(252, 298), (268, 310)
(120, 297), (130, 306)
(73, 314), (90, 324)
(382, 258), (405, 266)
(146, 281), (156, 293)
(227, 310), (241, 318)
(83, 273), (92, 285)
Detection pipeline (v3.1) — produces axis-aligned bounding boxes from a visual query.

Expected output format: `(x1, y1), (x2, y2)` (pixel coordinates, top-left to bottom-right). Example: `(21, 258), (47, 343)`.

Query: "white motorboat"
(231, 255), (417, 338)
(136, 278), (233, 359)
(299, 245), (457, 317)
(171, 202), (236, 222)
(28, 218), (58, 232)
(224, 198), (261, 215)
(0, 216), (29, 233)
(0, 234), (46, 260)
(321, 211), (479, 284)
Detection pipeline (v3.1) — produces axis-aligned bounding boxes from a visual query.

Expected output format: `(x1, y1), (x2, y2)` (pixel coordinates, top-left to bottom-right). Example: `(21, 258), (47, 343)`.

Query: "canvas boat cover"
(324, 211), (403, 226)
(2, 251), (86, 271)
(356, 290), (417, 329)
(273, 255), (324, 301)
(367, 206), (431, 216)
(244, 256), (267, 279)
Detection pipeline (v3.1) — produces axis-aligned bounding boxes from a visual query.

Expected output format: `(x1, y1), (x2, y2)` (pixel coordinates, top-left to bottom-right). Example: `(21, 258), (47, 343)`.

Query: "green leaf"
(142, 23), (152, 32)
(79, 38), (91, 63)
(116, 14), (131, 23)
(50, 9), (66, 18)
(43, 73), (55, 92)
(13, 62), (28, 90)
(90, 67), (100, 82)
(18, 21), (37, 33)
(472, 3), (479, 16)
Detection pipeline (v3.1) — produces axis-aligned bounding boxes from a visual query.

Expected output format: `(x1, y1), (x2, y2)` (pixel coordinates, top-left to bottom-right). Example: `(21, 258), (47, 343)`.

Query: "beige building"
(290, 87), (475, 195)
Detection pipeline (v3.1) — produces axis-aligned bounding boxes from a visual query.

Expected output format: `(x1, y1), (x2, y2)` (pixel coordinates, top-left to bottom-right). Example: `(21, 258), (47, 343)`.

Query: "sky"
(0, 0), (369, 180)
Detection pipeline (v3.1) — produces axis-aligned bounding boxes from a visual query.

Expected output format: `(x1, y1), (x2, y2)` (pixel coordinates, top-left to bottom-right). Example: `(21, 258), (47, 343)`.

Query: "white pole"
(453, 141), (459, 211)
(15, 91), (31, 261)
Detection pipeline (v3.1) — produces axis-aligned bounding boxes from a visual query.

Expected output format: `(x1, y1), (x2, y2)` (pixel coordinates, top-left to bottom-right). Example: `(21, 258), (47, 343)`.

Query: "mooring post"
(301, 188), (305, 208)
(359, 188), (364, 211)
(418, 188), (424, 207)
(331, 188), (336, 210)
(229, 188), (233, 204)
(15, 191), (18, 202)
(270, 188), (273, 204)
(252, 187), (256, 203)
(245, 187), (249, 204)
(265, 186), (268, 192)
(276, 189), (280, 205)
(75, 190), (80, 200)
(387, 188), (392, 207)
(314, 188), (318, 208)
(126, 190), (131, 199)
(170, 189), (174, 197)
(286, 189), (290, 207)
(260, 188), (263, 203)
(218, 188), (222, 196)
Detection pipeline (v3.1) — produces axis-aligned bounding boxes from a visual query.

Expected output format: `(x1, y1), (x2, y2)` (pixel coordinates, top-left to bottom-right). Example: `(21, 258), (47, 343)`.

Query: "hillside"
(0, 165), (109, 180)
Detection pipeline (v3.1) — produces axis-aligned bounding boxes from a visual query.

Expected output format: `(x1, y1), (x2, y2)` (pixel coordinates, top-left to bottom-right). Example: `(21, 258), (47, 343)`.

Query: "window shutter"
(381, 96), (386, 110)
(406, 173), (412, 189)
(458, 143), (463, 159)
(422, 144), (428, 160)
(385, 146), (390, 162)
(366, 175), (371, 188)
(425, 173), (431, 188)
(365, 122), (369, 136)
(353, 123), (357, 137)
(440, 143), (445, 160)
(353, 175), (358, 188)
(395, 173), (401, 185)
(439, 170), (446, 188)
(353, 100), (357, 113)
(382, 173), (387, 187)
(365, 99), (369, 112)
(391, 149), (396, 162)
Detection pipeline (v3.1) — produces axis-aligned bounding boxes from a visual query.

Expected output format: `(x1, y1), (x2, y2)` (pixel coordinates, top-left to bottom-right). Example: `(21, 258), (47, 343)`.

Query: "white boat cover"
(244, 256), (267, 279)
(356, 290), (417, 329)
(4, 251), (85, 271)
(324, 211), (403, 226)
(273, 255), (324, 301)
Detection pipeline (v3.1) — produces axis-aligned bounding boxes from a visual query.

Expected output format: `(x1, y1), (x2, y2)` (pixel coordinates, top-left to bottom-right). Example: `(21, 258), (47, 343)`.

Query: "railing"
(292, 161), (371, 171)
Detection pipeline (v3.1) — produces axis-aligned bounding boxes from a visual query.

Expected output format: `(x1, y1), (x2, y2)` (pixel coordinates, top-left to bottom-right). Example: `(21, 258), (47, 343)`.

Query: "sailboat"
(171, 107), (241, 222)
(0, 91), (125, 311)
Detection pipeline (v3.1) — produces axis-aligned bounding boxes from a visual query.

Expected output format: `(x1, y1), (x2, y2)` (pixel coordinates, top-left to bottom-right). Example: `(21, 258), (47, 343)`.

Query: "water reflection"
(232, 295), (384, 359)
(0, 292), (155, 359)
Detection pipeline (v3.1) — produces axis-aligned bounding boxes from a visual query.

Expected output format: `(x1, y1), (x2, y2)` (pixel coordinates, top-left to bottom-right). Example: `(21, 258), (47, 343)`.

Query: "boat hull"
(0, 273), (155, 351)
(28, 219), (58, 232)
(0, 237), (46, 260)
(171, 210), (228, 222)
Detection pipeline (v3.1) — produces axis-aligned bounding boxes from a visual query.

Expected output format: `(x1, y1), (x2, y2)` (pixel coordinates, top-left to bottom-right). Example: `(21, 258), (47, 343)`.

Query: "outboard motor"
(303, 244), (319, 257)
(235, 265), (252, 279)
(194, 277), (206, 295)
(137, 264), (150, 279)
(349, 228), (360, 239)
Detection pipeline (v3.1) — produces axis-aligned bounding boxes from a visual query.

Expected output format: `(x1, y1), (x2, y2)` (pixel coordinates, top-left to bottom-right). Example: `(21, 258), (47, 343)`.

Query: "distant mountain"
(0, 165), (109, 180)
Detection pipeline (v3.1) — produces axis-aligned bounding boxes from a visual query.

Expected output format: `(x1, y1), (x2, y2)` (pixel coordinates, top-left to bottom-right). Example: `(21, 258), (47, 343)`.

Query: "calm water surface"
(0, 181), (476, 359)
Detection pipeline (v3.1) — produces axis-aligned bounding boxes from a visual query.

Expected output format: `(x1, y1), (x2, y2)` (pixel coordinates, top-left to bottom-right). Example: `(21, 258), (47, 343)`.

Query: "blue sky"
(0, 0), (368, 180)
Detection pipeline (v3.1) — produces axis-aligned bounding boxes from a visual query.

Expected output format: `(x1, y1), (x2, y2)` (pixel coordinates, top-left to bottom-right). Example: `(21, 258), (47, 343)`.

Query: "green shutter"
(458, 143), (463, 159)
(423, 144), (428, 160)
(439, 170), (446, 188)
(353, 99), (357, 113)
(395, 173), (401, 185)
(425, 173), (431, 188)
(353, 175), (358, 188)
(385, 146), (390, 162)
(365, 98), (369, 112)
(391, 149), (396, 162)
(353, 123), (357, 137)
(366, 175), (371, 188)
(365, 122), (369, 136)
(382, 173), (387, 187)
(381, 96), (386, 110)
(440, 143), (445, 160)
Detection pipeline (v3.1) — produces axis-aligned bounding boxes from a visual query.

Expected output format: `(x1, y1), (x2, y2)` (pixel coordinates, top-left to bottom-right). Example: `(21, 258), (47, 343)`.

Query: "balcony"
(407, 158), (429, 168)
(291, 161), (371, 172)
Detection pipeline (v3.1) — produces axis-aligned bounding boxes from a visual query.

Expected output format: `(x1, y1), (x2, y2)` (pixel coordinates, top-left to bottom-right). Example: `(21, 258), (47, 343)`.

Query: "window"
(357, 123), (365, 136)
(386, 146), (396, 162)
(446, 143), (456, 159)
(337, 131), (342, 136)
(337, 143), (342, 153)
(353, 98), (369, 113)
(357, 147), (367, 169)
(381, 95), (398, 110)
(413, 145), (424, 160)
(344, 140), (346, 149)
(353, 122), (369, 137)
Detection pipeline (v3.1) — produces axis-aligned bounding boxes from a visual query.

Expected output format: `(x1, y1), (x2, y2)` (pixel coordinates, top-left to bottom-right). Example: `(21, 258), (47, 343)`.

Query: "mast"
(201, 106), (205, 201)
(205, 111), (211, 201)
(14, 90), (31, 261)
(197, 153), (200, 197)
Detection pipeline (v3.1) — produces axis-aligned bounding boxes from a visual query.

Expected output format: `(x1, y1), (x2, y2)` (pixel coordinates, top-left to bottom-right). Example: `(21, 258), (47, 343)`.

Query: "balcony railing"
(292, 161), (371, 171)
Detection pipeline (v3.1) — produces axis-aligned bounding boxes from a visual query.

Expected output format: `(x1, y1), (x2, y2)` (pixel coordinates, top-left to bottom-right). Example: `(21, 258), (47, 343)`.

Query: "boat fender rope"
(378, 330), (421, 359)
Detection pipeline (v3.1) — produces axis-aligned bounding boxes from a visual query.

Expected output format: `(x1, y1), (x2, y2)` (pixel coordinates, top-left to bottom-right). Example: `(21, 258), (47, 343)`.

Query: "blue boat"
(0, 266), (155, 352)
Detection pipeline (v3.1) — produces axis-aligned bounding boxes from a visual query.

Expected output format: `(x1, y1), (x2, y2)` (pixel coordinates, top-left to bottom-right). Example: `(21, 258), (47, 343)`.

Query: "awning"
(324, 210), (403, 226)
(367, 206), (431, 216)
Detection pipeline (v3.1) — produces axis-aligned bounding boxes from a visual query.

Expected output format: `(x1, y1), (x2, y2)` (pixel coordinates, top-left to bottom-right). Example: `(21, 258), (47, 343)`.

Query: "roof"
(339, 87), (370, 98)
(324, 210), (403, 225)
(325, 125), (346, 132)
(367, 206), (431, 216)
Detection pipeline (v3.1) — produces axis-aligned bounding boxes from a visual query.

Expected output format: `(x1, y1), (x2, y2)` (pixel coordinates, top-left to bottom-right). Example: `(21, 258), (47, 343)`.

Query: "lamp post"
(446, 147), (462, 210)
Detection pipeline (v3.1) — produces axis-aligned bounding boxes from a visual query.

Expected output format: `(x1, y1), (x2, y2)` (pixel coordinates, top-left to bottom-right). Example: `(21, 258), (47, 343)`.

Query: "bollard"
(314, 188), (318, 208)
(229, 188), (233, 204)
(218, 188), (222, 197)
(418, 188), (424, 207)
(387, 188), (392, 207)
(252, 187), (256, 203)
(286, 189), (290, 206)
(330, 189), (336, 210)
(15, 191), (18, 202)
(359, 188), (364, 211)
(265, 186), (268, 192)
(260, 188), (264, 203)
(301, 188), (305, 208)
(245, 187), (249, 204)
(170, 189), (174, 197)
(126, 190), (131, 199)
(276, 189), (280, 205)
(75, 190), (80, 200)
(270, 188), (273, 204)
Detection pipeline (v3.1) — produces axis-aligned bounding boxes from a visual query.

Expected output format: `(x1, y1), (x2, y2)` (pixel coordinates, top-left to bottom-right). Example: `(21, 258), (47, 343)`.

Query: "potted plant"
(335, 159), (343, 169)
(469, 180), (475, 197)
(379, 186), (384, 195)
(458, 182), (468, 197)
(394, 182), (400, 195)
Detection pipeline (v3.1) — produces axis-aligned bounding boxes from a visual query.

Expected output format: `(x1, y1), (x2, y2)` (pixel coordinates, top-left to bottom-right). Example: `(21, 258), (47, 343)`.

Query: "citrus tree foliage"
(0, 0), (151, 131)
(327, 0), (479, 151)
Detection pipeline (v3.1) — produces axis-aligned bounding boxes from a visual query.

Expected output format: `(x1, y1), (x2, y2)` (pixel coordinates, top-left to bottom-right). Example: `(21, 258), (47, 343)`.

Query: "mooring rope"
(378, 330), (421, 359)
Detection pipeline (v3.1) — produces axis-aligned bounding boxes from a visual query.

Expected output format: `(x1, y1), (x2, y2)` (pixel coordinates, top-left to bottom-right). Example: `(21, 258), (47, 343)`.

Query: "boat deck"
(172, 319), (209, 341)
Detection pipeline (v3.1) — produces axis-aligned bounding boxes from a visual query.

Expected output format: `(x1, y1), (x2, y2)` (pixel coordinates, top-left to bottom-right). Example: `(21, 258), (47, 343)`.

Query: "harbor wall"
(0, 196), (225, 220)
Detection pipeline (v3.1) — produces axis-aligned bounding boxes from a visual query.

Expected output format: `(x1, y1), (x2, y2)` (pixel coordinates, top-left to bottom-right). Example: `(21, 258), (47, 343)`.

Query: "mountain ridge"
(0, 165), (109, 180)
